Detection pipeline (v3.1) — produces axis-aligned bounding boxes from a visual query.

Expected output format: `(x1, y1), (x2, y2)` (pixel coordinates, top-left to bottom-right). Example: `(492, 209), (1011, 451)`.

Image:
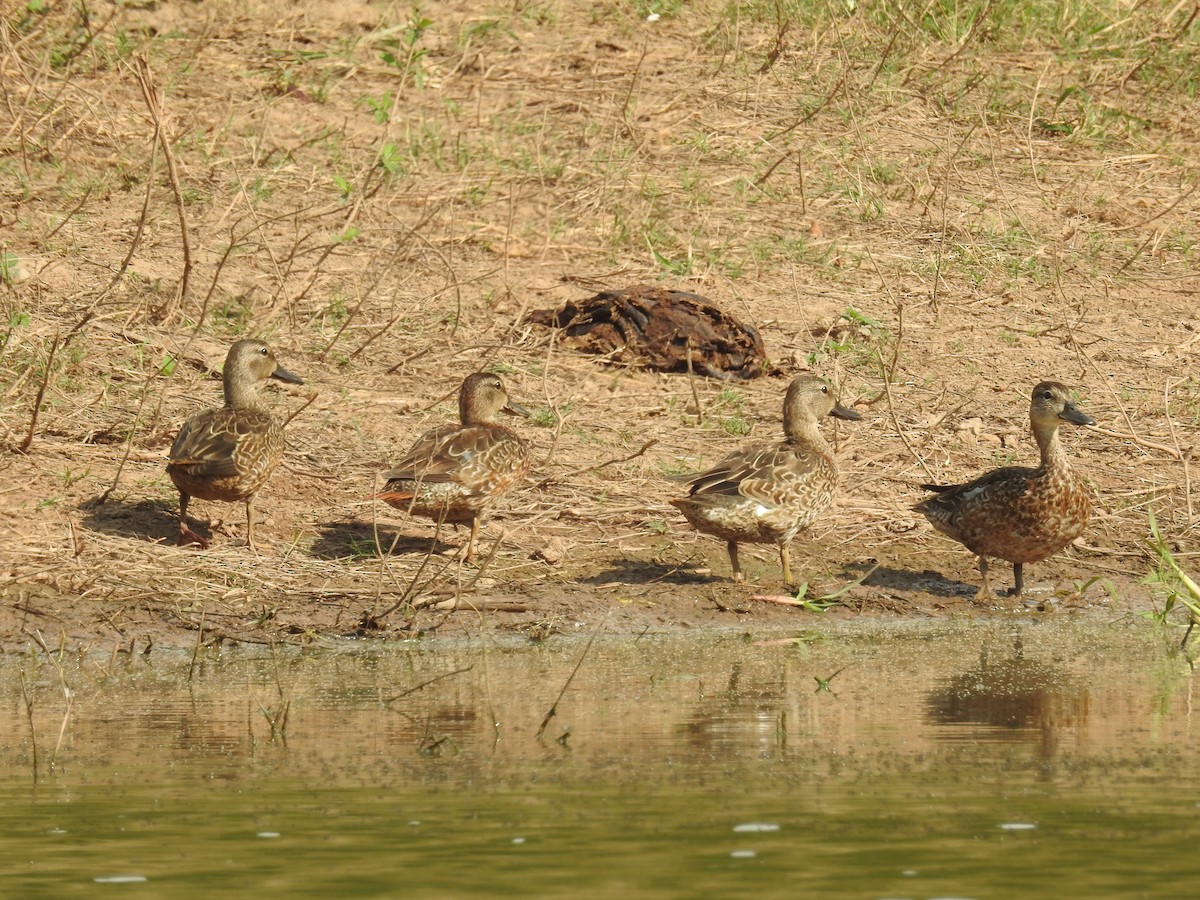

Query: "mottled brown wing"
(916, 465), (1037, 523)
(384, 425), (525, 486)
(685, 442), (824, 502)
(168, 409), (275, 477)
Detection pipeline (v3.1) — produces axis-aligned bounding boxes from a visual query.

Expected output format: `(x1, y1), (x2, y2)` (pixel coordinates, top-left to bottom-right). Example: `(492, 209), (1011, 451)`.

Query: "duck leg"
(244, 499), (257, 551)
(464, 515), (480, 562)
(726, 540), (743, 582)
(177, 491), (210, 549)
(1010, 562), (1024, 596)
(779, 542), (793, 587)
(974, 555), (993, 602)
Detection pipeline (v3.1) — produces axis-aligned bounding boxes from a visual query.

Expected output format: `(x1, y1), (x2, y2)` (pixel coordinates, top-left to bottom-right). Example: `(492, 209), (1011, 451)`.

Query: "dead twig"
(17, 331), (59, 454)
(133, 55), (192, 320)
(537, 439), (657, 488)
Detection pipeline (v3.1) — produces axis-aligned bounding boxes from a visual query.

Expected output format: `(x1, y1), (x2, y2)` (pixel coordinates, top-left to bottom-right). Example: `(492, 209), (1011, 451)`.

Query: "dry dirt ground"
(2, 1), (1199, 651)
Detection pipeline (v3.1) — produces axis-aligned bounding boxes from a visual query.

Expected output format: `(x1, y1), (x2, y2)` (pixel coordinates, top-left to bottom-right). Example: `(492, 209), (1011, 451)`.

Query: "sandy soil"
(2, 1), (1198, 651)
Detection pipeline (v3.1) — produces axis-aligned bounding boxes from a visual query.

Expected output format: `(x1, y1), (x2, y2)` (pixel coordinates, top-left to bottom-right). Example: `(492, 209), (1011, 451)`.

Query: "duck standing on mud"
(915, 381), (1094, 601)
(672, 373), (861, 586)
(378, 372), (531, 561)
(167, 339), (304, 550)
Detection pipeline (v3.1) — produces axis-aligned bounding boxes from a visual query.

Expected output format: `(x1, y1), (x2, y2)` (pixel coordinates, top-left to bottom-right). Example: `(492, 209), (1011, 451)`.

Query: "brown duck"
(672, 374), (861, 585)
(378, 372), (531, 560)
(915, 381), (1094, 600)
(167, 339), (303, 549)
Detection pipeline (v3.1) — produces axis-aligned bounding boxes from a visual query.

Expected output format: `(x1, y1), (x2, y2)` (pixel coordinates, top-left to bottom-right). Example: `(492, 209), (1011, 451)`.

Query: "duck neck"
(459, 398), (481, 426)
(224, 370), (264, 411)
(1034, 420), (1070, 475)
(784, 416), (830, 457)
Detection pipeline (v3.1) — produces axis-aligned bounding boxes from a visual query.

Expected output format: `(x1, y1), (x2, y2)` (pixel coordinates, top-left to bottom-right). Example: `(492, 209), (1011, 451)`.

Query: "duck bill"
(503, 400), (532, 418)
(271, 365), (304, 385)
(1060, 404), (1094, 426)
(830, 401), (861, 421)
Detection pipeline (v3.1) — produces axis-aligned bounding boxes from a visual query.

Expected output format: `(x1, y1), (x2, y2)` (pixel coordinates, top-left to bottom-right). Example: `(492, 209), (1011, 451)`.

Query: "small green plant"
(61, 466), (89, 487)
(0, 251), (21, 286)
(378, 11), (434, 88)
(1145, 509), (1200, 646)
(764, 563), (880, 612)
(249, 176), (274, 202)
(650, 245), (691, 277)
(813, 665), (851, 693)
(378, 142), (406, 177)
(362, 92), (394, 124)
(788, 582), (840, 612)
(529, 407), (558, 428)
(345, 536), (380, 561)
(1057, 575), (1117, 604)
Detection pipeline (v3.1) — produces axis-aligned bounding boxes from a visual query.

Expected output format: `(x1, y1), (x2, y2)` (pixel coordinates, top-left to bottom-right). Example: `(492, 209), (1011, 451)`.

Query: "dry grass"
(2, 0), (1200, 648)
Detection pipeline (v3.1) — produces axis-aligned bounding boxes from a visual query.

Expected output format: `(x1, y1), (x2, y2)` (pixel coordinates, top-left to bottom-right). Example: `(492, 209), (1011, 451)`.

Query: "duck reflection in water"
(924, 636), (1089, 764)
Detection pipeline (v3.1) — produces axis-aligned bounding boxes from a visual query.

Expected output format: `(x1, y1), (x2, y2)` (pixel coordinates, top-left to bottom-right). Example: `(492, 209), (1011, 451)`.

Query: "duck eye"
(820, 385), (829, 393)
(1041, 390), (1053, 400)
(260, 347), (269, 356)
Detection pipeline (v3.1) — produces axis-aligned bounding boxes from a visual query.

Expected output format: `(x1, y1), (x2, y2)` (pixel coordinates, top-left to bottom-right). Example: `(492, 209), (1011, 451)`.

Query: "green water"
(1, 618), (1195, 898)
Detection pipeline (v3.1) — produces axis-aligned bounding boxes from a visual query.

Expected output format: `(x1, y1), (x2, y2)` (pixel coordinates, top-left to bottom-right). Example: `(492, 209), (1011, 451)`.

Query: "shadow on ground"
(80, 497), (183, 544)
(583, 558), (717, 587)
(856, 561), (975, 599)
(309, 520), (459, 561)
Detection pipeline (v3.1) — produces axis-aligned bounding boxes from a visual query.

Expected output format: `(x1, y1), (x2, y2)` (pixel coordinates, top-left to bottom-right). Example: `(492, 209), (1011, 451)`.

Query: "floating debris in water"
(732, 822), (780, 833)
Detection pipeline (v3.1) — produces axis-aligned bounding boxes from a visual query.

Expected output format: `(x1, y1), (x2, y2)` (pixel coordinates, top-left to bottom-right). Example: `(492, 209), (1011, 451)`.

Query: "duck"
(915, 381), (1094, 601)
(167, 339), (303, 550)
(378, 372), (531, 561)
(671, 374), (861, 585)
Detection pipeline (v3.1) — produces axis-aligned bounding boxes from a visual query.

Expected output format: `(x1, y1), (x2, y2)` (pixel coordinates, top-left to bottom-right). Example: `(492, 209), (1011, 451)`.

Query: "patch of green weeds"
(713, 388), (753, 437)
(810, 306), (890, 373)
(345, 536), (380, 561)
(213, 296), (253, 333)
